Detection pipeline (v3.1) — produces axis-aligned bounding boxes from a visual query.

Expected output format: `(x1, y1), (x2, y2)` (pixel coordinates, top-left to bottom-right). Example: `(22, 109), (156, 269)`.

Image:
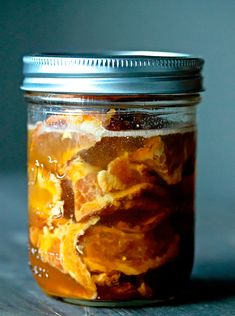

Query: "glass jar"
(21, 52), (204, 306)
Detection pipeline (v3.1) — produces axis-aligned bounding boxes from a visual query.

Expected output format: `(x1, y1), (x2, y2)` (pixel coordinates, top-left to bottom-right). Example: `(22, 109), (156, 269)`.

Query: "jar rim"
(21, 51), (204, 94)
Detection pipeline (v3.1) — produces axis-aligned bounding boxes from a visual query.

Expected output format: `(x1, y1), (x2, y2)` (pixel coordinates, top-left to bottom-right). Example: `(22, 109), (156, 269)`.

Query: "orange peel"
(59, 217), (100, 299)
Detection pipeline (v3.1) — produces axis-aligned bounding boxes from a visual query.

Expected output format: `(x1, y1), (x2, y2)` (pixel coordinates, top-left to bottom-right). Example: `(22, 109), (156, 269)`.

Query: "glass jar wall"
(22, 52), (204, 306)
(26, 93), (198, 305)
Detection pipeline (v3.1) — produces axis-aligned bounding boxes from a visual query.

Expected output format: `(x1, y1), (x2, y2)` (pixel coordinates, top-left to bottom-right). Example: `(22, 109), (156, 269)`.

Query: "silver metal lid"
(21, 51), (204, 94)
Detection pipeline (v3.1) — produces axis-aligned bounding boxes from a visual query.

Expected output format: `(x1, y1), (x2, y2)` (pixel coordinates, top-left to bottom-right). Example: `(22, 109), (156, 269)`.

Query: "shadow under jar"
(21, 52), (204, 307)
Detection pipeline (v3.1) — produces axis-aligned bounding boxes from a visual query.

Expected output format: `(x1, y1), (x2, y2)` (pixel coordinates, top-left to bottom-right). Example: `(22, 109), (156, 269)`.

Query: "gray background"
(1, 0), (235, 200)
(0, 1), (235, 314)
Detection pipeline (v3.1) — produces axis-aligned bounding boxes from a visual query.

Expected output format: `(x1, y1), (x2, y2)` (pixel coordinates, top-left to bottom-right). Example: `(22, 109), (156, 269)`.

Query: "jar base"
(60, 296), (175, 307)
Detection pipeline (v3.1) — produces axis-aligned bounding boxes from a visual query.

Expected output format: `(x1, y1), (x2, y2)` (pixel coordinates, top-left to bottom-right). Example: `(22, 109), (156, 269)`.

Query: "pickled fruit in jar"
(28, 111), (196, 302)
(22, 52), (204, 306)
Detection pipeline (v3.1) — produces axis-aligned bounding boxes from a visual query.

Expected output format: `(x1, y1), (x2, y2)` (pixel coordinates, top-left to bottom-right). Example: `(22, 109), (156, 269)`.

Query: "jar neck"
(24, 92), (201, 108)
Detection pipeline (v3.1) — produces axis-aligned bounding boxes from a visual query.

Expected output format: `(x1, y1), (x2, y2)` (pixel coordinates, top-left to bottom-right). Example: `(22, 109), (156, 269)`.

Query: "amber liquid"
(28, 113), (196, 302)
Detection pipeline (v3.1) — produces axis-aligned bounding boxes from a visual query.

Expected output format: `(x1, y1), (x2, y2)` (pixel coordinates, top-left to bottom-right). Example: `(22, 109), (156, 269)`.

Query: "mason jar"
(21, 52), (204, 306)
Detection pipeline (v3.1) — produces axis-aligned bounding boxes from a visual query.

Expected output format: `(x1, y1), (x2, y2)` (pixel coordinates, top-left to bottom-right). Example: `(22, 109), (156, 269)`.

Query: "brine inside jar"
(28, 110), (195, 301)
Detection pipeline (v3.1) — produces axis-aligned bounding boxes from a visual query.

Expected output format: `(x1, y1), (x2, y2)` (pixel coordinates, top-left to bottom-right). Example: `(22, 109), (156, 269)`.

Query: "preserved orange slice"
(65, 157), (100, 186)
(112, 204), (172, 233)
(60, 217), (99, 299)
(73, 153), (153, 222)
(30, 217), (99, 299)
(75, 182), (151, 222)
(130, 136), (183, 184)
(37, 226), (63, 272)
(29, 113), (105, 172)
(29, 251), (96, 299)
(97, 170), (125, 193)
(28, 165), (64, 228)
(104, 153), (152, 187)
(74, 178), (151, 222)
(81, 224), (179, 276)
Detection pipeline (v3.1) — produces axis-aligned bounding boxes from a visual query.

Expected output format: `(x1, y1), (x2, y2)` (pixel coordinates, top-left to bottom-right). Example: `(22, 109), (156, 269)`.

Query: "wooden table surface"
(0, 173), (234, 316)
